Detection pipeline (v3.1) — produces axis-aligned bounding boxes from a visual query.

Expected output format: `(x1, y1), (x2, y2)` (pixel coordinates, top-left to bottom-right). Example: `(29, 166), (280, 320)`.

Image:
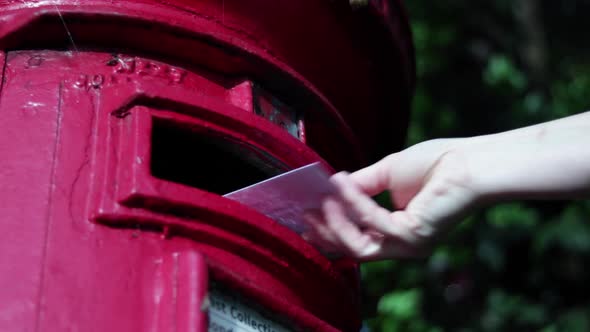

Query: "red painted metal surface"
(0, 1), (414, 331)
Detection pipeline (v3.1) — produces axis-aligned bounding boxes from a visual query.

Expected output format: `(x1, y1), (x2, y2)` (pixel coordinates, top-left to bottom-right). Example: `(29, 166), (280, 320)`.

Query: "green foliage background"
(361, 1), (590, 331)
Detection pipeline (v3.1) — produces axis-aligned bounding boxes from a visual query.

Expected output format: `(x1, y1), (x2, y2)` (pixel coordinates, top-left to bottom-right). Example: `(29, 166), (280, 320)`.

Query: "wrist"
(447, 135), (506, 205)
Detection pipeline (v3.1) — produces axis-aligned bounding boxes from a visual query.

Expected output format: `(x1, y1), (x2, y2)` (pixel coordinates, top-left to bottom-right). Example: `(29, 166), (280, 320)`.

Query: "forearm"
(460, 111), (590, 202)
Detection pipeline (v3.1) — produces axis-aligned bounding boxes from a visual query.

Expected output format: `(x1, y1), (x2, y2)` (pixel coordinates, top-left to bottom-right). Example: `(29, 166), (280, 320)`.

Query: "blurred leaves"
(483, 55), (527, 91)
(361, 0), (590, 331)
(486, 203), (539, 230)
(534, 204), (590, 255)
(378, 289), (421, 320)
(481, 290), (547, 330)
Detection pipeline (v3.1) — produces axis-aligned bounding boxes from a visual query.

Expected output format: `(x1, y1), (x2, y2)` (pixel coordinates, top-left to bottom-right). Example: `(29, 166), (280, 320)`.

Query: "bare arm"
(304, 111), (590, 261)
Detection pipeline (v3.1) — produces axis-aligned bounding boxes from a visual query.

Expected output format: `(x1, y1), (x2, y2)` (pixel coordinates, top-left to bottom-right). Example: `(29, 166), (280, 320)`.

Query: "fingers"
(302, 210), (340, 246)
(385, 211), (433, 257)
(307, 173), (433, 260)
(331, 172), (402, 237)
(303, 169), (459, 260)
(301, 143), (479, 261)
(316, 198), (429, 260)
(321, 197), (382, 258)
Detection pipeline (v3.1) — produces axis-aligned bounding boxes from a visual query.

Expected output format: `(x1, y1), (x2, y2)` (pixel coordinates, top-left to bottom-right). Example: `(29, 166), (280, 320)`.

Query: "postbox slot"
(150, 117), (283, 194)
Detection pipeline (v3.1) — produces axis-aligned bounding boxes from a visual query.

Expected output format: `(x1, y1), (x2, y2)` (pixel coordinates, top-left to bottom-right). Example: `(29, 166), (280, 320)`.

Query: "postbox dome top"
(0, 0), (415, 169)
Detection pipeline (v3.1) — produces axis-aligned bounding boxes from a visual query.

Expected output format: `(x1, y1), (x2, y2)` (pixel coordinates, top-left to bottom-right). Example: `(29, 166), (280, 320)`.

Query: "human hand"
(303, 111), (590, 261)
(304, 138), (480, 261)
(304, 112), (590, 260)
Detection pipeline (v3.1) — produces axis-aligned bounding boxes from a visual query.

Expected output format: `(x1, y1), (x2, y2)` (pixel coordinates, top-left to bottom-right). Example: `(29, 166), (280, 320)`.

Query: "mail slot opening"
(150, 117), (284, 194)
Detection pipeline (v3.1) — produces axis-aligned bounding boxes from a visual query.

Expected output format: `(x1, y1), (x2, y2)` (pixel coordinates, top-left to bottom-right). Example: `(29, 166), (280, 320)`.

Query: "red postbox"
(0, 1), (414, 331)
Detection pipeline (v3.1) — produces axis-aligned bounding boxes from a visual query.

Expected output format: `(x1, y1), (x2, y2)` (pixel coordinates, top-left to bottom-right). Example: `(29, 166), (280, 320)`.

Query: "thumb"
(376, 210), (435, 258)
(403, 173), (477, 236)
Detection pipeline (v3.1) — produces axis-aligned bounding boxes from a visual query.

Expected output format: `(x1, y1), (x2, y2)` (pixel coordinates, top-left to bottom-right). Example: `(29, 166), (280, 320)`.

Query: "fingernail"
(331, 172), (350, 186)
(332, 171), (350, 179)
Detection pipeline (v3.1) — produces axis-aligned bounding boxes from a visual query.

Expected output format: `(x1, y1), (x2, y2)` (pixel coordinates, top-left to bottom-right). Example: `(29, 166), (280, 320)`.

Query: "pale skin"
(304, 111), (590, 261)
